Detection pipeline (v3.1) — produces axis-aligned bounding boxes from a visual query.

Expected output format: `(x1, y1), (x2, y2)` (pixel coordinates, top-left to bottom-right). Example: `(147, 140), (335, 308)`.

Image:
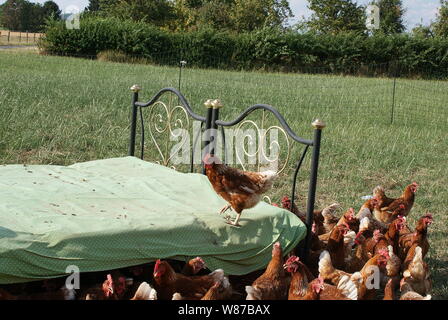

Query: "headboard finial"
(204, 99), (213, 108)
(312, 119), (326, 129)
(211, 99), (223, 109)
(130, 84), (141, 93)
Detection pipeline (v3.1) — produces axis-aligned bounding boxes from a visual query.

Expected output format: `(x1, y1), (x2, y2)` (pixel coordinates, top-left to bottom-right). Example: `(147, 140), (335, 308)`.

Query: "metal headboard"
(128, 85), (325, 262)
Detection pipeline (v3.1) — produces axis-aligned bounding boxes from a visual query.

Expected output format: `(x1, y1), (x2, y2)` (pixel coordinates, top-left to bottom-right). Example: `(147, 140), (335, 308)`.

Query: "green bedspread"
(0, 157), (306, 284)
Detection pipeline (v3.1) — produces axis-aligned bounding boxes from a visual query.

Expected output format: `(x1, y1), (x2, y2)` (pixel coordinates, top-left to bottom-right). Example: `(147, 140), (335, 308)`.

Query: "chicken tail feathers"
(131, 282), (157, 300)
(337, 275), (358, 300)
(318, 250), (335, 279)
(245, 286), (260, 300)
(209, 269), (225, 282)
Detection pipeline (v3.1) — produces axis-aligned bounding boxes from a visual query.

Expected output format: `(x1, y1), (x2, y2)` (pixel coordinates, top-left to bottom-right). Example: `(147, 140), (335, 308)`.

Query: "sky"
(0, 0), (442, 31)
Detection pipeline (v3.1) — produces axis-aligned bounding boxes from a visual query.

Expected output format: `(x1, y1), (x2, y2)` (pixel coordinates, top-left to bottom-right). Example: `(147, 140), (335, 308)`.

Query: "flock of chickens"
(0, 153), (433, 300)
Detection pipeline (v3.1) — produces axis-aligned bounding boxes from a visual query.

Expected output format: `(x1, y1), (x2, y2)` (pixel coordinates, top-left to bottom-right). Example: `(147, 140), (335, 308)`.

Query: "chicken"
(281, 197), (339, 235)
(283, 256), (315, 300)
(398, 213), (433, 261)
(399, 291), (432, 300)
(357, 185), (396, 218)
(130, 282), (157, 300)
(326, 223), (351, 270)
(356, 207), (388, 234)
(153, 259), (225, 300)
(245, 242), (290, 300)
(318, 250), (352, 286)
(0, 288), (17, 300)
(373, 183), (418, 223)
(400, 276), (432, 300)
(384, 216), (406, 254)
(383, 245), (401, 286)
(201, 277), (233, 300)
(356, 249), (391, 300)
(383, 278), (398, 300)
(337, 208), (359, 233)
(401, 246), (431, 296)
(307, 277), (354, 300)
(181, 257), (206, 276)
(203, 153), (277, 227)
(82, 274), (128, 300)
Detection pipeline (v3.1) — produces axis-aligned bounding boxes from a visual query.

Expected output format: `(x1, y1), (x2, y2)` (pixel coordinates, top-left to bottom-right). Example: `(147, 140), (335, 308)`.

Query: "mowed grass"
(0, 50), (447, 298)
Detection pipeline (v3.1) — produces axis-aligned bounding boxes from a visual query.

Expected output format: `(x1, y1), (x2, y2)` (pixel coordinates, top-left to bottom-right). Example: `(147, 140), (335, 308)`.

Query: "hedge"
(39, 17), (448, 79)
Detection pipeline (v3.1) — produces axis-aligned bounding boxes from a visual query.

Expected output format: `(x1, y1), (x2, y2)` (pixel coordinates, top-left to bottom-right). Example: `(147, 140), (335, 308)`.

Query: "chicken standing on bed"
(203, 153), (277, 227)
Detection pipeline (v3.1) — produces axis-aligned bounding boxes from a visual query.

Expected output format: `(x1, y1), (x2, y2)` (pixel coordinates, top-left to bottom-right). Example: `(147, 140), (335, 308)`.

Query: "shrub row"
(40, 17), (448, 79)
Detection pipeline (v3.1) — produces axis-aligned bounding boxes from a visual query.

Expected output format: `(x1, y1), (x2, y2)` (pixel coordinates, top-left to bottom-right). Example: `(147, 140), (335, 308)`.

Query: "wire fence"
(2, 48), (448, 129)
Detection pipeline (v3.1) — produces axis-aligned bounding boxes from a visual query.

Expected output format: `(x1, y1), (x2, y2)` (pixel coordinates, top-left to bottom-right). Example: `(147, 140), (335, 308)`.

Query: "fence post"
(302, 119), (325, 264)
(26, 31), (28, 43)
(178, 60), (187, 91)
(129, 84), (141, 157)
(390, 61), (398, 125)
(8, 31), (10, 43)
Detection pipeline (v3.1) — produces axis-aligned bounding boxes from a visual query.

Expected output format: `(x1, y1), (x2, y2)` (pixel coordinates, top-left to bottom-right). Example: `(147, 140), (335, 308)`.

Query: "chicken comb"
(378, 248), (390, 259)
(285, 255), (300, 265)
(154, 259), (162, 271)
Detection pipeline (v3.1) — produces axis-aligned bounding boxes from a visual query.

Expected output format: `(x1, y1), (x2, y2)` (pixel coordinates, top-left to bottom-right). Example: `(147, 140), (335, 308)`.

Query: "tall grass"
(0, 50), (447, 298)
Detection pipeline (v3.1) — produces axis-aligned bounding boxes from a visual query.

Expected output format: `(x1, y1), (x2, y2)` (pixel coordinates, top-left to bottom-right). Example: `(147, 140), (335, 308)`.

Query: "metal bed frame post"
(209, 99), (223, 157)
(302, 119), (326, 263)
(203, 100), (214, 174)
(129, 84), (141, 157)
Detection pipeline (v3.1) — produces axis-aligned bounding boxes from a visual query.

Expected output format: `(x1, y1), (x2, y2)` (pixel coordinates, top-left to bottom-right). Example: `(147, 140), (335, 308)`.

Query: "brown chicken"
(153, 259), (225, 300)
(82, 274), (120, 300)
(307, 277), (353, 300)
(326, 223), (351, 270)
(281, 197), (340, 235)
(245, 242), (290, 300)
(401, 246), (431, 296)
(204, 153), (277, 227)
(398, 213), (433, 261)
(373, 183), (418, 223)
(337, 208), (359, 233)
(383, 278), (398, 300)
(181, 257), (206, 276)
(201, 277), (233, 300)
(283, 256), (315, 300)
(357, 186), (396, 218)
(357, 249), (391, 300)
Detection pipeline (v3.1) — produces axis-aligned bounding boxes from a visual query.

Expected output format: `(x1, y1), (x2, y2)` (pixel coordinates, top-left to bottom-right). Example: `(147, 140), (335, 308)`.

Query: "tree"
(98, 0), (177, 27)
(231, 0), (293, 32)
(305, 0), (366, 34)
(86, 0), (101, 12)
(42, 1), (61, 20)
(371, 0), (405, 34)
(412, 23), (434, 39)
(1, 0), (25, 31)
(433, 0), (448, 37)
(0, 0), (61, 32)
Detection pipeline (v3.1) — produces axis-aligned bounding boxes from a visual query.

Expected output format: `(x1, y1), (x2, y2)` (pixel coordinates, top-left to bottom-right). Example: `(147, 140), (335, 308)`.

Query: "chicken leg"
(219, 204), (232, 215)
(226, 213), (242, 227)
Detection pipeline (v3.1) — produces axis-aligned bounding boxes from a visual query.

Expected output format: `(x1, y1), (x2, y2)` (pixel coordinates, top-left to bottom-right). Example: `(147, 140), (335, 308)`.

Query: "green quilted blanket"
(0, 157), (306, 283)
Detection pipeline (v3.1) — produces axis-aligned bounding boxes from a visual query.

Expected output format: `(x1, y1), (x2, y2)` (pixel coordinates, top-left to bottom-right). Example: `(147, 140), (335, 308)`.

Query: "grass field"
(0, 49), (447, 298)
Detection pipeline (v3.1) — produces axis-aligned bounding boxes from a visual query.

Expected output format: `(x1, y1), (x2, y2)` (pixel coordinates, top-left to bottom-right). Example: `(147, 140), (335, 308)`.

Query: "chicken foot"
(225, 213), (242, 227)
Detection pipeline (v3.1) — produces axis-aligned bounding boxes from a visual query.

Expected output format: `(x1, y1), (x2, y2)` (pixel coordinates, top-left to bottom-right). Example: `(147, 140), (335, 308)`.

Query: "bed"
(0, 86), (324, 284)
